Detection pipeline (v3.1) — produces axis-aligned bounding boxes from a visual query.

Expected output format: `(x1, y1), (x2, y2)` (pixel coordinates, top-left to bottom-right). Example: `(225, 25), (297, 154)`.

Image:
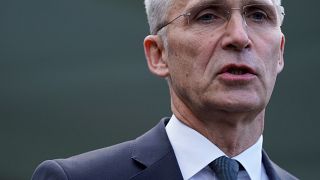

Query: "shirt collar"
(233, 134), (263, 180)
(165, 115), (263, 180)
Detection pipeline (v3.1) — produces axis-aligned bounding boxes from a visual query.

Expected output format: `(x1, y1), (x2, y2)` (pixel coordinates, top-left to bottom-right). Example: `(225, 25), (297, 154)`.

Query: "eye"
(194, 8), (226, 24)
(243, 4), (278, 25)
(197, 13), (217, 22)
(246, 10), (268, 22)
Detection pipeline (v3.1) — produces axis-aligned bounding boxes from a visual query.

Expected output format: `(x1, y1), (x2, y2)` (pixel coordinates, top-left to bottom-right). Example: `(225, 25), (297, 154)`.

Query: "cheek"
(255, 31), (282, 72)
(168, 35), (201, 61)
(167, 33), (218, 76)
(266, 42), (282, 75)
(166, 33), (216, 97)
(166, 36), (194, 88)
(256, 34), (282, 96)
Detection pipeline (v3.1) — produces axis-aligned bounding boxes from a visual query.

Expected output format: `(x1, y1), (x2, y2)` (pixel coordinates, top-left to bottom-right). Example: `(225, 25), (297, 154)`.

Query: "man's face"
(151, 0), (285, 114)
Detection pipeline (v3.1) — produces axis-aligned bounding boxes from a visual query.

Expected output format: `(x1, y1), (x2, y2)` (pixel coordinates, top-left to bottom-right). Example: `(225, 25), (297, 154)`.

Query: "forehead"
(168, 0), (275, 15)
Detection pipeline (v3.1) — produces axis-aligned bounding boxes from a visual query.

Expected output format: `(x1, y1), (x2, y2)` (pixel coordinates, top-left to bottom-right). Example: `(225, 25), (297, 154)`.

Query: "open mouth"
(220, 64), (257, 76)
(228, 67), (246, 75)
(227, 67), (251, 75)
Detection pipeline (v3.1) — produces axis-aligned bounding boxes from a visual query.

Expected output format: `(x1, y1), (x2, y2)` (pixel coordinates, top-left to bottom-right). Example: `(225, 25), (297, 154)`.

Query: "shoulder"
(32, 140), (142, 180)
(262, 150), (299, 180)
(270, 161), (299, 180)
(32, 118), (178, 180)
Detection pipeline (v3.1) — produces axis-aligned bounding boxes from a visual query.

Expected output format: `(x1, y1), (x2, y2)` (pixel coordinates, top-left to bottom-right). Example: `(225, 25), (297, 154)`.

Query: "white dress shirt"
(165, 115), (269, 180)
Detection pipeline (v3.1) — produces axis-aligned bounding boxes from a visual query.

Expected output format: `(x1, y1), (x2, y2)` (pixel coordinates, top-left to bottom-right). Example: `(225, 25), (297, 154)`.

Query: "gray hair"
(275, 0), (282, 6)
(144, 0), (283, 35)
(144, 0), (173, 35)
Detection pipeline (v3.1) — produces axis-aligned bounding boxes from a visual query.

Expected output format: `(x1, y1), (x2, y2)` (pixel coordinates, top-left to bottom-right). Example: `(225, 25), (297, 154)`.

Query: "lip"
(217, 64), (257, 83)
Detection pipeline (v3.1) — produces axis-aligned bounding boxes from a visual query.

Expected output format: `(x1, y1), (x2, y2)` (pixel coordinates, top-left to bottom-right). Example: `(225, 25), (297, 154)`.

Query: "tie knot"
(209, 156), (240, 180)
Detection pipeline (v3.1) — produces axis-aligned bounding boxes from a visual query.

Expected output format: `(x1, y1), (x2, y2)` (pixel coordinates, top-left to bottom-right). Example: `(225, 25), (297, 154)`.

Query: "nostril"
(225, 43), (250, 51)
(226, 44), (238, 50)
(223, 37), (251, 51)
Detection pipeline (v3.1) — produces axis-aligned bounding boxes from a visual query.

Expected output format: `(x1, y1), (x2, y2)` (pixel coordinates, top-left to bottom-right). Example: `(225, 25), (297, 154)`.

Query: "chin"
(207, 96), (266, 113)
(223, 103), (263, 113)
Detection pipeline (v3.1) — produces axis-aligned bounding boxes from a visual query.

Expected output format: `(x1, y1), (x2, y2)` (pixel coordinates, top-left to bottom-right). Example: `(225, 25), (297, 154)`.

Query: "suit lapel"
(130, 118), (183, 180)
(262, 150), (281, 180)
(129, 118), (284, 180)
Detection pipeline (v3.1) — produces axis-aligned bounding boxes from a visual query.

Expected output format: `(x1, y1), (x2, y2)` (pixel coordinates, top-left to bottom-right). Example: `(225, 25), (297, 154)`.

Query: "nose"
(221, 12), (251, 51)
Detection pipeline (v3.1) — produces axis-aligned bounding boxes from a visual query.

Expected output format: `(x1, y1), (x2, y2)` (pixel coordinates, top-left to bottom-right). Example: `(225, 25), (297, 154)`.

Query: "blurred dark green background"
(1, 0), (319, 179)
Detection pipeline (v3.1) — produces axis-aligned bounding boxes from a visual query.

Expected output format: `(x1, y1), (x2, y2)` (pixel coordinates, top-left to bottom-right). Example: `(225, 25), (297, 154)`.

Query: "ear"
(277, 33), (285, 73)
(144, 35), (169, 77)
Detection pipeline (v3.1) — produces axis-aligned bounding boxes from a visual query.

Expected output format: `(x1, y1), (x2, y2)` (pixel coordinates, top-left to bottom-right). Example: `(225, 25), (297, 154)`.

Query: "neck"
(170, 92), (264, 157)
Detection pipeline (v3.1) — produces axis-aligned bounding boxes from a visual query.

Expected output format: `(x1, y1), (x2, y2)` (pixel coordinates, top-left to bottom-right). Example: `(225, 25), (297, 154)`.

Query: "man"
(32, 0), (298, 179)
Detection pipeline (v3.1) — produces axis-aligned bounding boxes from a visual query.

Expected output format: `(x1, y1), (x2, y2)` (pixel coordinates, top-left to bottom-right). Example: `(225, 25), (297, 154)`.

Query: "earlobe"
(144, 35), (169, 77)
(277, 34), (285, 73)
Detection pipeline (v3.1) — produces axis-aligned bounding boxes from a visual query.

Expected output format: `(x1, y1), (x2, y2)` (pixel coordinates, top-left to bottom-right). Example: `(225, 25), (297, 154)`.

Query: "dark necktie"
(209, 156), (240, 180)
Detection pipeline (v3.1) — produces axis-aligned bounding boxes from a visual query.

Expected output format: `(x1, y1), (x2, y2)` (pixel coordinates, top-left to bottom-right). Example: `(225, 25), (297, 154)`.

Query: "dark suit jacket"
(32, 118), (298, 180)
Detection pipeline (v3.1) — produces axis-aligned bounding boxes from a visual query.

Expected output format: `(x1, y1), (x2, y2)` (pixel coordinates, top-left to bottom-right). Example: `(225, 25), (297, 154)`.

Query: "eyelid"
(245, 9), (267, 15)
(197, 9), (216, 17)
(189, 4), (228, 21)
(186, 4), (226, 18)
(244, 4), (277, 19)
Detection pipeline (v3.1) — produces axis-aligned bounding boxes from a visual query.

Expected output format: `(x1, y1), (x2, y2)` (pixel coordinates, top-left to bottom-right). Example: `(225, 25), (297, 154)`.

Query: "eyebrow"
(187, 0), (224, 8)
(184, 0), (224, 14)
(184, 0), (274, 12)
(242, 0), (274, 5)
(181, 0), (276, 18)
